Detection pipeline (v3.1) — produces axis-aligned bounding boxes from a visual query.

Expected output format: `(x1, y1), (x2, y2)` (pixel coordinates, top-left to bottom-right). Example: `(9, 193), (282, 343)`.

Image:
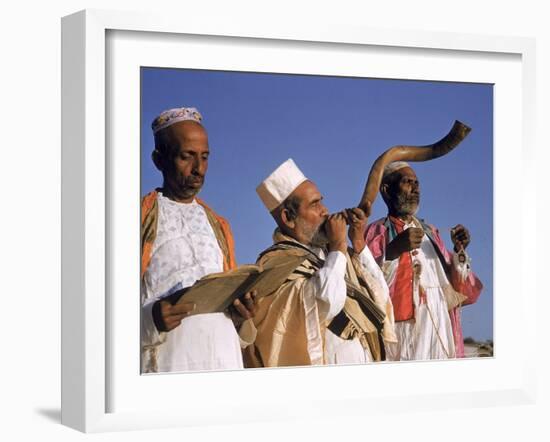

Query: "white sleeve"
(357, 246), (390, 300)
(375, 244), (399, 291)
(302, 250), (347, 322)
(141, 288), (166, 348)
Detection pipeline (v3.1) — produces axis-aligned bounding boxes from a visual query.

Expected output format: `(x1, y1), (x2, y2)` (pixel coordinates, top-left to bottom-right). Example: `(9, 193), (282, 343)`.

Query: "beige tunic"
(244, 231), (396, 368)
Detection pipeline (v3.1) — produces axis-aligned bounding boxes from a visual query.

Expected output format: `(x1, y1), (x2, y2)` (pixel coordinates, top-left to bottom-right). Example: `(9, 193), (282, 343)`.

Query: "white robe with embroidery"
(141, 193), (243, 373)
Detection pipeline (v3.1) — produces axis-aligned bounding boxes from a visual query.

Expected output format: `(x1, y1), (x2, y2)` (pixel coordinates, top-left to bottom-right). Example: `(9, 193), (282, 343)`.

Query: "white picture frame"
(61, 9), (537, 433)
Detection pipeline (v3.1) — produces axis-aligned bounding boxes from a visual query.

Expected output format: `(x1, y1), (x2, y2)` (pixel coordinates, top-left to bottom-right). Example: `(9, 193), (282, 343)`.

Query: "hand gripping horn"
(358, 120), (472, 215)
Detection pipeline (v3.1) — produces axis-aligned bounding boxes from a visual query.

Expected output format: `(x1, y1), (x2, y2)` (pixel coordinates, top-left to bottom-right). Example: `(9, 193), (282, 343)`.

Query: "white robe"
(141, 193), (243, 373)
(383, 220), (456, 361)
(320, 246), (391, 365)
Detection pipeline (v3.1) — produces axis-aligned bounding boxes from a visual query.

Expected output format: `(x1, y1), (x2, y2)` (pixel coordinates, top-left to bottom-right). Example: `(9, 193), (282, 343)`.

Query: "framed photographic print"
(61, 9), (536, 433)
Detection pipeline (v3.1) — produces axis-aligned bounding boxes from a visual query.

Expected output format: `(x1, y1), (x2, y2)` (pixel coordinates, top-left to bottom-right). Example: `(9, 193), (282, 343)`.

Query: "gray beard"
(296, 218), (329, 249)
(310, 227), (329, 249)
(394, 193), (419, 216)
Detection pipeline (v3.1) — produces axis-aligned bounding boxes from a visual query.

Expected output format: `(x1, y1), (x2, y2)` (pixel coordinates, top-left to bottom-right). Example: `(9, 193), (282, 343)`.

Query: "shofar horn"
(358, 120), (472, 214)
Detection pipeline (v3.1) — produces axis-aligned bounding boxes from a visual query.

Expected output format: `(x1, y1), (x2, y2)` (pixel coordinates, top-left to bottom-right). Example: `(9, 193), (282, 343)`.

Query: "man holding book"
(140, 107), (256, 373)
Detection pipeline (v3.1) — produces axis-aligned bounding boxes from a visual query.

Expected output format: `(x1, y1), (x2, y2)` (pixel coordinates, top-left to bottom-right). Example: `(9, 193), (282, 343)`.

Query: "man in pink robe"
(365, 162), (483, 359)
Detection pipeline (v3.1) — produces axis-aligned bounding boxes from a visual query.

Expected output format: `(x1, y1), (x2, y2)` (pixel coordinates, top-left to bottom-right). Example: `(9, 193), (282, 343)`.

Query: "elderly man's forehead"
(291, 180), (322, 202)
(382, 166), (417, 186)
(397, 167), (417, 179)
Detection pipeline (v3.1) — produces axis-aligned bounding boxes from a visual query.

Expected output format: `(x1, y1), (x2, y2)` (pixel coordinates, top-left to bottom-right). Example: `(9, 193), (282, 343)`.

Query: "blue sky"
(141, 67), (493, 341)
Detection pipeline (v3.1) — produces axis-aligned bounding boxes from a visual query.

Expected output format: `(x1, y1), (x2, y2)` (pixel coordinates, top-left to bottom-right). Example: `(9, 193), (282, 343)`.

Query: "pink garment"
(365, 217), (483, 358)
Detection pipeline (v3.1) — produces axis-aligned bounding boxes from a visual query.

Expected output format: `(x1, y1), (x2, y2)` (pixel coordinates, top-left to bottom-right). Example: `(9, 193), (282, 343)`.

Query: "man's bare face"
(155, 121), (209, 203)
(388, 167), (420, 216)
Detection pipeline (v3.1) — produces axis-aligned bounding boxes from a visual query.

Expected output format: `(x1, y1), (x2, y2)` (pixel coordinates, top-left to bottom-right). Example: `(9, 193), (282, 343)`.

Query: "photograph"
(139, 67), (493, 374)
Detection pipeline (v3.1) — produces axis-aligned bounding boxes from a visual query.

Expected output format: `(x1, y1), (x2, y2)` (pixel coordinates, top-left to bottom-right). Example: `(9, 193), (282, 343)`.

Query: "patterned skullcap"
(151, 107), (203, 134)
(257, 159), (308, 212)
(382, 161), (411, 180)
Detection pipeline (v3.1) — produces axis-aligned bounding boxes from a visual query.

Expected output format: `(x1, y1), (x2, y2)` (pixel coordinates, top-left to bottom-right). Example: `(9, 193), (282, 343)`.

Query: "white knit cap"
(382, 161), (410, 179)
(151, 107), (203, 134)
(256, 159), (308, 211)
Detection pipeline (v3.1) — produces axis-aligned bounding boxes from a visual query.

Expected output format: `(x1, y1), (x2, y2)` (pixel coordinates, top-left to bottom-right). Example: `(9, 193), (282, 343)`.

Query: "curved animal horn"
(358, 120), (471, 214)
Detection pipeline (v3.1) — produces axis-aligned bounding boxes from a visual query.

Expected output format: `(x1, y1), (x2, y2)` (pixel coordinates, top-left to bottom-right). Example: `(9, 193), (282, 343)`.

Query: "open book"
(166, 254), (308, 316)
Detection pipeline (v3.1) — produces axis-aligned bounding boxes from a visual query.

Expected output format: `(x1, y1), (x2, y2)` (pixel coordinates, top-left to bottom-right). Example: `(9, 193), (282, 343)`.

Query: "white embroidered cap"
(382, 161), (410, 179)
(151, 107), (203, 134)
(256, 159), (308, 211)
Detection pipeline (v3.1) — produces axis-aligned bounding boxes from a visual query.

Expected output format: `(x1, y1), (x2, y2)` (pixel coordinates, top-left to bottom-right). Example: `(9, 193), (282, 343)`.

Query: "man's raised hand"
(386, 227), (424, 260)
(451, 224), (471, 252)
(325, 212), (348, 253)
(344, 207), (368, 254)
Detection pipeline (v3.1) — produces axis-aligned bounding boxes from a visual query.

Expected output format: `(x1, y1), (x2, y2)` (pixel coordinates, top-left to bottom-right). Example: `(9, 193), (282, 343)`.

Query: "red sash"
(389, 216), (415, 321)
